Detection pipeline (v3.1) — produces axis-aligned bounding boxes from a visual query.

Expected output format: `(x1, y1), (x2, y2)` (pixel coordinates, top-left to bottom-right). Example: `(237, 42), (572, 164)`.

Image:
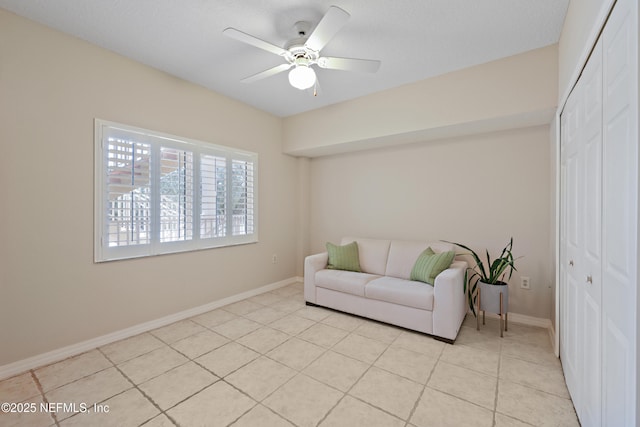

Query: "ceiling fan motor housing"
(287, 43), (319, 63)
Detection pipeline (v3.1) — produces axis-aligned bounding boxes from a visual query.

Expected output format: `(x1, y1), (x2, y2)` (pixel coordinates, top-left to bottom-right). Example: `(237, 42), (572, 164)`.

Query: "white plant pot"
(477, 280), (509, 337)
(478, 280), (509, 314)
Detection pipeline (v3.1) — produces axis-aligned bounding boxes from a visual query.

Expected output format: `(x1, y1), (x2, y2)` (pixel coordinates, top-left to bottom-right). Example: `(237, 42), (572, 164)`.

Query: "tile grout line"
(196, 287), (325, 426)
(493, 342), (503, 427)
(138, 316), (279, 425)
(246, 315), (350, 425)
(96, 346), (181, 427)
(313, 343), (367, 427)
(327, 327), (421, 425)
(30, 369), (60, 427)
(247, 317), (407, 426)
(314, 327), (399, 427)
(494, 349), (561, 426)
(213, 378), (260, 427)
(161, 319), (300, 425)
(405, 337), (446, 426)
(2, 286), (572, 427)
(29, 353), (121, 426)
(412, 337), (513, 424)
(218, 306), (336, 420)
(167, 298), (324, 426)
(261, 336), (328, 374)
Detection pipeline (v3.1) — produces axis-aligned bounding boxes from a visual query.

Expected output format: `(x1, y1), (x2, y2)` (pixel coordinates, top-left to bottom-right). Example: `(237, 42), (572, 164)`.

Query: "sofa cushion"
(342, 237), (390, 276)
(326, 241), (361, 272)
(315, 270), (381, 297)
(385, 240), (456, 280)
(410, 248), (456, 285)
(365, 277), (434, 311)
(385, 240), (431, 279)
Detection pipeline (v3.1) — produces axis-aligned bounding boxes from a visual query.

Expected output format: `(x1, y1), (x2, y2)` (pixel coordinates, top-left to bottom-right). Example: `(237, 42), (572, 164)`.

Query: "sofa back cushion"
(341, 237), (391, 276)
(386, 240), (455, 280)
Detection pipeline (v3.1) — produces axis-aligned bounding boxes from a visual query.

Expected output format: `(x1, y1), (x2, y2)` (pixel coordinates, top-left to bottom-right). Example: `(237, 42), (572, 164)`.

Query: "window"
(95, 120), (257, 262)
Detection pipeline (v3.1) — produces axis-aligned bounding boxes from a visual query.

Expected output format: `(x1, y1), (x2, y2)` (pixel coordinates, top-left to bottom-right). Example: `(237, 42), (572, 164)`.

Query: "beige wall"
(0, 10), (299, 366)
(290, 42), (559, 321)
(283, 45), (558, 157)
(308, 126), (553, 319)
(295, 157), (311, 275)
(1, 5), (568, 367)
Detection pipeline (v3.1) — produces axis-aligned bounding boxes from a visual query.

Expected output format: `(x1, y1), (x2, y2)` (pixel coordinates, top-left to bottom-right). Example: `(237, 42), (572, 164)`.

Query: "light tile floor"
(0, 282), (579, 427)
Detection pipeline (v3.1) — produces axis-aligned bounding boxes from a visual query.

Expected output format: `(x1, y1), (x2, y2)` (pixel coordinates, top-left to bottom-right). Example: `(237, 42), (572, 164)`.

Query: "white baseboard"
(475, 310), (555, 349)
(478, 310), (551, 329)
(548, 325), (558, 356)
(0, 277), (301, 381)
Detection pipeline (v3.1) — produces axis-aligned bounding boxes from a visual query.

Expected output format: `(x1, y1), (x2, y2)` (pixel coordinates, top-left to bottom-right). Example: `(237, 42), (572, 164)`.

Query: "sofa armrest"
(304, 252), (329, 303)
(432, 260), (468, 341)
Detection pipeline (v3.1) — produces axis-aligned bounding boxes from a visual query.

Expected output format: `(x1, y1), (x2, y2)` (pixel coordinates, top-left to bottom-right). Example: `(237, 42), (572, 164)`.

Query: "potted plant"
(444, 238), (519, 318)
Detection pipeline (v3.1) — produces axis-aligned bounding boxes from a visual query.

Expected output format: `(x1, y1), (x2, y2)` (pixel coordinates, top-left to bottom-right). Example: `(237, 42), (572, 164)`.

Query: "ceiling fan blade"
(240, 63), (292, 83)
(305, 6), (350, 52)
(317, 57), (381, 73)
(223, 27), (288, 57)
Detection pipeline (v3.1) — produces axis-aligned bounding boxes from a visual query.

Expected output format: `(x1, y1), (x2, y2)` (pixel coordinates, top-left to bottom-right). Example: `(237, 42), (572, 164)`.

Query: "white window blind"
(231, 159), (255, 236)
(159, 147), (194, 243)
(95, 120), (258, 262)
(105, 138), (152, 248)
(200, 154), (227, 239)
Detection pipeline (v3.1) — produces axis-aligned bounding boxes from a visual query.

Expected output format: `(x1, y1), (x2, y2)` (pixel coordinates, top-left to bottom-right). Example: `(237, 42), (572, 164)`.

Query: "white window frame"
(94, 119), (258, 262)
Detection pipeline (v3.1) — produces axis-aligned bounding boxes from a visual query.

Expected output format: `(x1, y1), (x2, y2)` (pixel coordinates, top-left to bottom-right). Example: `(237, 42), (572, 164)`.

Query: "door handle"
(586, 275), (593, 284)
(569, 260), (574, 266)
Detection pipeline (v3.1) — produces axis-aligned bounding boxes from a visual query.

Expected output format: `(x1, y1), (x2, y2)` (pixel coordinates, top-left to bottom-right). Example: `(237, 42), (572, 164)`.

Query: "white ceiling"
(0, 0), (569, 117)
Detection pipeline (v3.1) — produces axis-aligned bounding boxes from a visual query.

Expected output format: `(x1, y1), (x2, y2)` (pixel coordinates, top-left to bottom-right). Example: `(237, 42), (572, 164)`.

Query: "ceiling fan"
(223, 6), (381, 92)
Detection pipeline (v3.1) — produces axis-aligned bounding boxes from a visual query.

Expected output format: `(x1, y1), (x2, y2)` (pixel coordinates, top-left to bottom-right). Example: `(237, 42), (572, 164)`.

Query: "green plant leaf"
(442, 240), (488, 281)
(442, 238), (521, 316)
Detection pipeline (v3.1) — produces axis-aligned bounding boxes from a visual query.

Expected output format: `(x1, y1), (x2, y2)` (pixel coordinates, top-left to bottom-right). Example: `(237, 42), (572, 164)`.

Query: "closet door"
(559, 68), (583, 408)
(580, 39), (603, 427)
(560, 0), (638, 425)
(601, 0), (638, 424)
(560, 41), (603, 425)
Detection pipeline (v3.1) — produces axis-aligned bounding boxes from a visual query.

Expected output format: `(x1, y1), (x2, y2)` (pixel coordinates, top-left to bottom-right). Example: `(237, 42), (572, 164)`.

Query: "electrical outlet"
(521, 276), (531, 290)
(272, 254), (278, 264)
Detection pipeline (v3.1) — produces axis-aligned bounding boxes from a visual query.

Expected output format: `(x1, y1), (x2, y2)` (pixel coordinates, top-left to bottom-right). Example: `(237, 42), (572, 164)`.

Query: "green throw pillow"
(410, 247), (455, 285)
(326, 241), (361, 272)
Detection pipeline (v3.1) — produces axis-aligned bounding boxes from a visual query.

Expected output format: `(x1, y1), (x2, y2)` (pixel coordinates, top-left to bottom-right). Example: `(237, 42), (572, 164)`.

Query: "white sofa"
(304, 237), (468, 342)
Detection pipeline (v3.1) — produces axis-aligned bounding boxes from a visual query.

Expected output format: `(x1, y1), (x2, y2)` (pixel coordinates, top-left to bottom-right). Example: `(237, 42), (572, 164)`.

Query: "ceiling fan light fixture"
(288, 64), (316, 90)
